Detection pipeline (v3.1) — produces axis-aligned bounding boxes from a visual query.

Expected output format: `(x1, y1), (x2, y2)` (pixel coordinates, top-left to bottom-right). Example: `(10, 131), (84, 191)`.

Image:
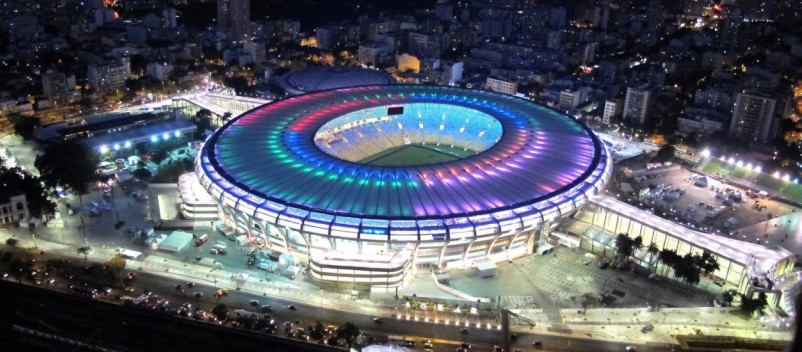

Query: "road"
(0, 279), (343, 352)
(0, 237), (680, 352)
(109, 270), (675, 352)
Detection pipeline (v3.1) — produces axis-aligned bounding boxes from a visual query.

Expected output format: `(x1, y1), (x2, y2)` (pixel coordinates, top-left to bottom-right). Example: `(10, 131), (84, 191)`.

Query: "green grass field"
(360, 144), (473, 166)
(698, 157), (802, 204)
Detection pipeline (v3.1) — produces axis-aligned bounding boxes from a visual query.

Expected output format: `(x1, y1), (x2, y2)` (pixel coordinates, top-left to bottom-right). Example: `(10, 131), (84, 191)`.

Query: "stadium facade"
(196, 85), (612, 287)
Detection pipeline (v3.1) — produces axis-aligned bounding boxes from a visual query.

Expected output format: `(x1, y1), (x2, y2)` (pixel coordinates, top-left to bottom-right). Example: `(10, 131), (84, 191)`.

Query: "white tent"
(235, 234), (248, 246)
(474, 258), (497, 278)
(158, 230), (194, 252)
(232, 272), (250, 283)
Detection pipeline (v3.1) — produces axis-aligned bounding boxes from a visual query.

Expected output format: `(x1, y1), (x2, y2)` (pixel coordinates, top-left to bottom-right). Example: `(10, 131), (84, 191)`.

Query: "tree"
(77, 246), (91, 261)
(35, 140), (98, 205)
(12, 115), (41, 140)
(193, 109), (212, 140)
(721, 289), (737, 307)
(739, 292), (768, 317)
(0, 165), (56, 219)
(336, 322), (360, 345)
(658, 249), (680, 276)
(106, 254), (126, 274)
(152, 160), (193, 183)
(151, 148), (169, 165)
(8, 257), (32, 282)
(309, 321), (326, 342)
(697, 251), (720, 275)
(221, 112), (232, 123)
(632, 235), (643, 253)
(654, 144), (675, 162)
(675, 253), (701, 285)
(614, 233), (634, 260)
(212, 304), (228, 321)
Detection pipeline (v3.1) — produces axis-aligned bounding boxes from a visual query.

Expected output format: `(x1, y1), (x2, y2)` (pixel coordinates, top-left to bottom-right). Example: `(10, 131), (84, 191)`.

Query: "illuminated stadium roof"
(198, 85), (610, 224)
(277, 67), (395, 95)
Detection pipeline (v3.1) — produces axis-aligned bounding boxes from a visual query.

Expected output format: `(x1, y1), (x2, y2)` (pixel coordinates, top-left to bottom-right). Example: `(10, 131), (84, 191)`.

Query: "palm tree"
(614, 233), (634, 263)
(679, 253), (701, 285)
(658, 249), (679, 276)
(700, 251), (720, 275)
(646, 243), (659, 273)
(77, 246), (91, 261)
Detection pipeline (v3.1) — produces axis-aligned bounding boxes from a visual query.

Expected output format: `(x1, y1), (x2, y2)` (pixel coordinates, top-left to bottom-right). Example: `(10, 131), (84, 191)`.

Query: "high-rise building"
(218, 0), (250, 42)
(358, 42), (388, 67)
(719, 6), (743, 52)
(558, 86), (592, 113)
(485, 76), (518, 96)
(442, 62), (463, 86)
(42, 70), (76, 101)
(623, 84), (655, 125)
(602, 99), (623, 125)
(243, 40), (266, 66)
(729, 91), (776, 142)
(88, 58), (131, 92)
(162, 7), (177, 29)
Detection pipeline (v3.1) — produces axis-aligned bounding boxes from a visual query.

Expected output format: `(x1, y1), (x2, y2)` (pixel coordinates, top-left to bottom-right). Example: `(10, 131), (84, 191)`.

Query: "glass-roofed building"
(195, 85), (612, 288)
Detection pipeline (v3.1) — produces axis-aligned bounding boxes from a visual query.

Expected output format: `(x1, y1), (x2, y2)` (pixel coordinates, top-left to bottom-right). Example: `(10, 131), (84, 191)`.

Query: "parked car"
(250, 300), (260, 306)
(195, 234), (209, 246)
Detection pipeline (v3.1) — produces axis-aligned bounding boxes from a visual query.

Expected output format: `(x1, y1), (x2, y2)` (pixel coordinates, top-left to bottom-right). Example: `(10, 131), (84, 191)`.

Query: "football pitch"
(361, 144), (474, 166)
(700, 157), (802, 203)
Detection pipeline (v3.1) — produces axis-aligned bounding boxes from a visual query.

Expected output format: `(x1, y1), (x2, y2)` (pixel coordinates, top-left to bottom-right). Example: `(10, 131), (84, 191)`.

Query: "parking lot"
(616, 164), (798, 245)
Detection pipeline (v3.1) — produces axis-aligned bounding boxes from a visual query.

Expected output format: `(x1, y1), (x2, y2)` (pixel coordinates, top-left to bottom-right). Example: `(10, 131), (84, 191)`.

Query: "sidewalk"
(556, 307), (793, 345)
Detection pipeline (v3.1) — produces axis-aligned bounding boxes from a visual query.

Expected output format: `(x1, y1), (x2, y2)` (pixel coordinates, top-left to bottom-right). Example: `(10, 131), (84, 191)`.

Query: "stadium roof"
(199, 85), (610, 221)
(277, 66), (395, 95)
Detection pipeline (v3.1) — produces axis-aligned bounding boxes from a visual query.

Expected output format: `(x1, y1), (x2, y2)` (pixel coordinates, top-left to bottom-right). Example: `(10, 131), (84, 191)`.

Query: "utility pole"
(501, 310), (510, 352)
(80, 216), (87, 243)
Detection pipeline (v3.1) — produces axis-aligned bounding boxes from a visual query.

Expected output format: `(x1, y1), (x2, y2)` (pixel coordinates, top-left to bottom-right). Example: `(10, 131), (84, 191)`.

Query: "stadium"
(195, 85), (612, 287)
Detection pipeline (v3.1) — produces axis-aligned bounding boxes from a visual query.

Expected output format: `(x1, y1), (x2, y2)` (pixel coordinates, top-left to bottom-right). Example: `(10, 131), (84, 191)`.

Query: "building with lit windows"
(729, 90), (777, 142)
(0, 194), (28, 225)
(34, 111), (196, 155)
(195, 85), (612, 288)
(87, 57), (131, 93)
(217, 0), (251, 41)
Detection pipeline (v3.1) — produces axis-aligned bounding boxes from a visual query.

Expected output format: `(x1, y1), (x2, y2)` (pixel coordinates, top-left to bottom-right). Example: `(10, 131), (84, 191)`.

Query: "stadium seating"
(314, 104), (502, 162)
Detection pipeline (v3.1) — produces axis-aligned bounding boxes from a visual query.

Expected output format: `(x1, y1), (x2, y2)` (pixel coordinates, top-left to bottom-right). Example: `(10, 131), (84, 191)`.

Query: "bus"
(388, 335), (415, 347)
